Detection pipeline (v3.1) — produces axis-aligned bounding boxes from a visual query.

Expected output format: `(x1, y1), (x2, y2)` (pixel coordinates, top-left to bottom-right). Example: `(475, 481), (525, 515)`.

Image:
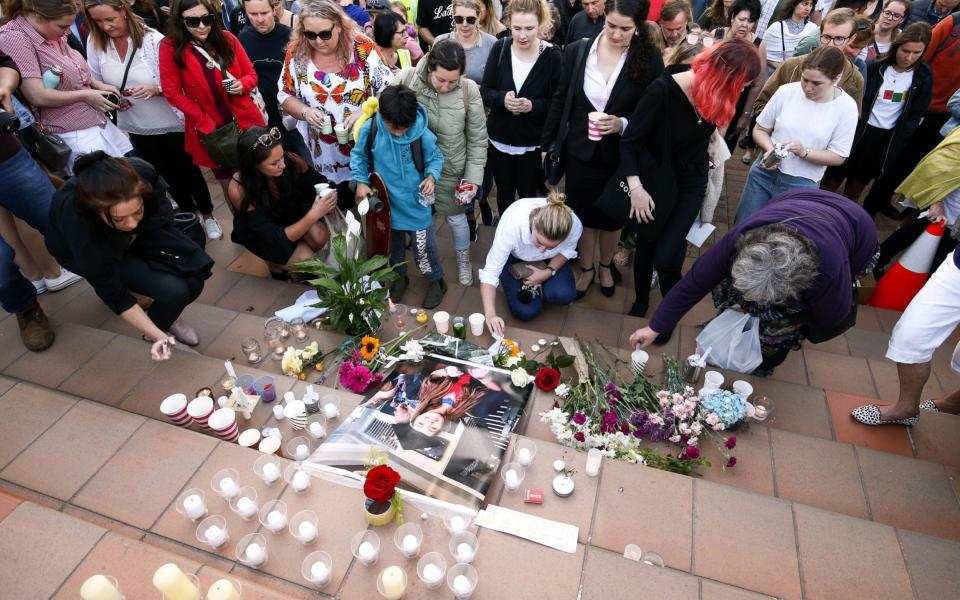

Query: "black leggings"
(128, 132), (214, 215)
(118, 254), (206, 331)
(632, 171), (708, 317)
(488, 144), (542, 214)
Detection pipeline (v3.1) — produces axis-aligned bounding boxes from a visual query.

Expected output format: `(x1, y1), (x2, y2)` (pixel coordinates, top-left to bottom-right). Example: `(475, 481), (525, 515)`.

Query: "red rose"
(534, 367), (561, 392)
(364, 465), (401, 504)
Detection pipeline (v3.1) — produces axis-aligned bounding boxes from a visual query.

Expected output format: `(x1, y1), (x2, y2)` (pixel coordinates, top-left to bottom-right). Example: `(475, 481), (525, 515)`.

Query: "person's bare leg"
(878, 362), (930, 420)
(14, 218), (61, 278)
(286, 241), (318, 266)
(301, 222), (329, 252)
(597, 229), (620, 288)
(576, 228), (598, 292)
(0, 208), (42, 281)
(933, 387), (960, 414)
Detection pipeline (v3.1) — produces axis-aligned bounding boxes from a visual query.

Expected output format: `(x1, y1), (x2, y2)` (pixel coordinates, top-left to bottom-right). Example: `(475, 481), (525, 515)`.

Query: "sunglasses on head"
(253, 127), (282, 150)
(303, 27), (335, 40)
(453, 15), (478, 25)
(183, 14), (216, 28)
(686, 33), (716, 47)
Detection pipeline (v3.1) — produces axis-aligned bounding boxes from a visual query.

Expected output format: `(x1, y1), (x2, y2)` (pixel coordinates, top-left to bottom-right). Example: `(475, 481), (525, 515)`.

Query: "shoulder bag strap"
(780, 21), (785, 60)
(403, 67), (416, 87)
(118, 43), (137, 92)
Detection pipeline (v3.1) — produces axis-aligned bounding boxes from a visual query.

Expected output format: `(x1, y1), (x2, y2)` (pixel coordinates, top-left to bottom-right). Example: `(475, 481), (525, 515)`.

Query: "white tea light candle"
(450, 516), (465, 532)
(267, 510), (287, 530)
(505, 469), (519, 488)
(295, 444), (309, 461)
(219, 477), (239, 498)
(456, 543), (473, 562)
(453, 575), (472, 595)
(182, 494), (205, 520)
(236, 497), (256, 519)
(244, 543), (265, 566)
(517, 448), (532, 466)
(292, 470), (310, 491)
(205, 525), (228, 548)
(311, 561), (330, 583)
(262, 462), (281, 483)
(80, 574), (121, 600)
(402, 534), (418, 554)
(323, 402), (339, 419)
(298, 521), (317, 542)
(358, 541), (377, 562)
(422, 564), (442, 584)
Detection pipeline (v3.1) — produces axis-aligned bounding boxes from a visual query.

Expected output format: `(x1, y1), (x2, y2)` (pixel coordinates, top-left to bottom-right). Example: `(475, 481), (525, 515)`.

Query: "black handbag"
(137, 223), (214, 279)
(543, 40), (590, 186)
(19, 122), (71, 173)
(173, 212), (207, 249)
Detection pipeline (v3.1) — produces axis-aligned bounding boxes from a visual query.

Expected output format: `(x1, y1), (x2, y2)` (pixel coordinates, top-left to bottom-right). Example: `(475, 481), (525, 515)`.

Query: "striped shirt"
(0, 16), (106, 133)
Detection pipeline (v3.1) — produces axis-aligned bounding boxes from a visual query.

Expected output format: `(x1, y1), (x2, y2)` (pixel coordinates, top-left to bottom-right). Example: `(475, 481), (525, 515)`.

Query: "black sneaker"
(468, 218), (478, 242)
(423, 278), (447, 309)
(479, 202), (493, 226)
(389, 275), (409, 302)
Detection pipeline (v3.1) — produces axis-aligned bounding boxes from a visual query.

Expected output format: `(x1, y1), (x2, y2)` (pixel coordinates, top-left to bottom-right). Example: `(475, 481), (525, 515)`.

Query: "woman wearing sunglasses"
(434, 0), (497, 84)
(85, 0), (222, 241)
(159, 0), (265, 195)
(278, 0), (392, 209)
(228, 126), (338, 277)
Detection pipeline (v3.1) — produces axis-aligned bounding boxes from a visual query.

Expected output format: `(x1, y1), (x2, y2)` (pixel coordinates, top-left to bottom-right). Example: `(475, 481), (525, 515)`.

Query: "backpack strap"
(930, 13), (960, 61)
(364, 114), (425, 175)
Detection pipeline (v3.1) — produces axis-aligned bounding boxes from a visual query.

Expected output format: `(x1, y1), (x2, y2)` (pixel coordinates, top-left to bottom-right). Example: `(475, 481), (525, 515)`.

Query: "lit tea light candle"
(244, 543), (265, 566)
(416, 311), (429, 325)
(247, 351), (261, 364)
(236, 497), (257, 519)
(553, 460), (565, 472)
(298, 521), (317, 542)
(295, 444), (309, 461)
(267, 510), (287, 530)
(358, 541), (377, 563)
(517, 448), (532, 466)
(453, 574), (472, 595)
(292, 470), (311, 491)
(422, 564), (442, 584)
(402, 534), (418, 555)
(204, 525), (228, 548)
(153, 563), (199, 600)
(323, 402), (339, 419)
(449, 516), (466, 533)
(456, 542), (474, 562)
(219, 477), (240, 498)
(80, 574), (121, 600)
(754, 405), (768, 419)
(310, 561), (330, 584)
(279, 327), (290, 339)
(182, 494), (205, 520)
(531, 344), (541, 352)
(380, 566), (406, 600)
(262, 462), (281, 483)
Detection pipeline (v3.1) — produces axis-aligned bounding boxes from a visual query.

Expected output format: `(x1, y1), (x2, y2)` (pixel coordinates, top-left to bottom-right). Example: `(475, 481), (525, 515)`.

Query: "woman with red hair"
(600, 38), (761, 343)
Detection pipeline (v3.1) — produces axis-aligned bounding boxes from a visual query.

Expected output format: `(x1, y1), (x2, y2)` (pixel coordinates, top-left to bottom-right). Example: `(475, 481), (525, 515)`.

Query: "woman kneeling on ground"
(629, 189), (877, 376)
(228, 126), (338, 278)
(478, 192), (582, 338)
(45, 152), (213, 360)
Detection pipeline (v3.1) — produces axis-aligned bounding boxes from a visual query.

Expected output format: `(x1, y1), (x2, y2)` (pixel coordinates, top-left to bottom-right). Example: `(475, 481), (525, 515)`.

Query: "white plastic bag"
(696, 308), (763, 374)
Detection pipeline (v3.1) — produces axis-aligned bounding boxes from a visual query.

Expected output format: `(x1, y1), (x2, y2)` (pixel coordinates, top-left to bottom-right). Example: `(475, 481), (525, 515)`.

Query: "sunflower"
(359, 336), (380, 361)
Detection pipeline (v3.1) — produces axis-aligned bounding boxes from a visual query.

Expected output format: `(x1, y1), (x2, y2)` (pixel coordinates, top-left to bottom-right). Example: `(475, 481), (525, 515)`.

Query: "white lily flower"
(357, 197), (370, 216)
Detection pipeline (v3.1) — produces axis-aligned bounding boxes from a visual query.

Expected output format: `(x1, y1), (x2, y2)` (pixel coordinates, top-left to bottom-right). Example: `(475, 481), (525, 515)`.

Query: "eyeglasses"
(303, 27), (335, 40)
(453, 15), (478, 25)
(881, 9), (905, 19)
(394, 28), (406, 36)
(820, 33), (849, 45)
(252, 127), (282, 150)
(183, 14), (216, 28)
(686, 33), (716, 47)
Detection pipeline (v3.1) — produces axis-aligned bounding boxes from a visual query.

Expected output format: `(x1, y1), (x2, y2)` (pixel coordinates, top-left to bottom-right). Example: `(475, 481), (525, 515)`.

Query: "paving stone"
(794, 504), (913, 600)
(73, 420), (218, 529)
(0, 502), (105, 600)
(494, 436), (598, 545)
(0, 383), (77, 469)
(856, 447), (960, 541)
(749, 378), (833, 440)
(580, 547), (700, 600)
(770, 428), (869, 519)
(898, 528), (960, 600)
(868, 358), (942, 404)
(61, 504), (146, 541)
(0, 491), (21, 522)
(196, 268), (246, 306)
(804, 349), (878, 397)
(592, 459), (693, 571)
(563, 305), (625, 348)
(825, 391), (913, 457)
(766, 347), (808, 386)
(804, 331), (850, 355)
(4, 323), (115, 388)
(50, 287), (115, 329)
(177, 302), (241, 353)
(853, 306), (884, 332)
(120, 353), (225, 420)
(0, 479), (65, 511)
(0, 374), (17, 395)
(699, 580), (773, 600)
(517, 388), (556, 444)
(0, 311), (29, 370)
(1, 401), (144, 501)
(843, 328), (889, 360)
(910, 412), (960, 469)
(699, 425), (774, 498)
(59, 334), (159, 406)
(51, 532), (202, 600)
(693, 482), (801, 600)
(216, 275), (291, 316)
(196, 564), (317, 600)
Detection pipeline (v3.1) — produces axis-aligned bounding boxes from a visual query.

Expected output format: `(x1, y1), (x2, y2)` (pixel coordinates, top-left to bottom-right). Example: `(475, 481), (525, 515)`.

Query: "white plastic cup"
(238, 428), (261, 448)
(587, 111), (606, 141)
(585, 447), (603, 477)
(187, 396), (214, 429)
(732, 380), (754, 401)
(208, 407), (238, 441)
(468, 313), (485, 337)
(631, 348), (649, 374)
(433, 311), (450, 334)
(334, 124), (349, 144)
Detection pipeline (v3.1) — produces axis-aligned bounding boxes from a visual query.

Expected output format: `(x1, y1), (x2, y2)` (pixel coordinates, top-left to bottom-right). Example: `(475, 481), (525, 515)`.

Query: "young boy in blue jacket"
(351, 85), (447, 309)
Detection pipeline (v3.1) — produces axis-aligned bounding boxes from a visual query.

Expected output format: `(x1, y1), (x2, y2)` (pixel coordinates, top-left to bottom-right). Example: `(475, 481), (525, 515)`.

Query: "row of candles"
(80, 564), (241, 600)
(387, 304), (487, 340)
(241, 317), (310, 365)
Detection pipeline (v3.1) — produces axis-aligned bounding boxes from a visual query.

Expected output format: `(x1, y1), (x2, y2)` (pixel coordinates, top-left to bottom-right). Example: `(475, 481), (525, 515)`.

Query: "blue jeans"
(390, 226), (444, 282)
(445, 213), (470, 251)
(500, 256), (576, 321)
(0, 147), (56, 314)
(735, 160), (819, 223)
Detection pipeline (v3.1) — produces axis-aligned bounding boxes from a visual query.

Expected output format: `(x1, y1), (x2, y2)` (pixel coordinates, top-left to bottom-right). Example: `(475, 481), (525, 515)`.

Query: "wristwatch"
(547, 267), (556, 278)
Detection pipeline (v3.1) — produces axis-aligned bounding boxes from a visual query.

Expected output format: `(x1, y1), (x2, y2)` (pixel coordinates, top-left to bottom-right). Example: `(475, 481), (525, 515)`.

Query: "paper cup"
(433, 311), (450, 334)
(258, 436), (282, 455)
(284, 400), (308, 430)
(468, 313), (485, 337)
(587, 111), (606, 141)
(238, 428), (261, 448)
(187, 396), (214, 429)
(209, 408), (239, 441)
(631, 349), (649, 374)
(334, 124), (349, 144)
(161, 393), (193, 426)
(732, 380), (753, 401)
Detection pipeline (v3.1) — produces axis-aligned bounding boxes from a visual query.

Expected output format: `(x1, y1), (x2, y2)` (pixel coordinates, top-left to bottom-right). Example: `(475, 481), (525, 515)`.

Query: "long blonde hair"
(292, 0), (357, 67)
(2, 0), (75, 22)
(83, 0), (148, 53)
(531, 191), (574, 242)
(505, 0), (551, 31)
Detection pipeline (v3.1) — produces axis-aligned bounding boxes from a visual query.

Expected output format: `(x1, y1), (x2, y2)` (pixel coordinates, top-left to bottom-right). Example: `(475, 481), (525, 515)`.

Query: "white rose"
(554, 383), (570, 398)
(511, 368), (532, 387)
(505, 356), (521, 368)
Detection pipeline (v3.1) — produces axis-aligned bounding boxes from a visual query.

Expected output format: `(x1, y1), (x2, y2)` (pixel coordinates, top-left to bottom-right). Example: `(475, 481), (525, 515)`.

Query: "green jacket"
(391, 61), (488, 216)
(896, 127), (960, 209)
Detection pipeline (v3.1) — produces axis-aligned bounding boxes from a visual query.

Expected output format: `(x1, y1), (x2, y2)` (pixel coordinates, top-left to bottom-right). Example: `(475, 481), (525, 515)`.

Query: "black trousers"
(128, 132), (214, 215)
(862, 111), (950, 216)
(488, 144), (543, 214)
(632, 170), (708, 317)
(118, 254), (206, 331)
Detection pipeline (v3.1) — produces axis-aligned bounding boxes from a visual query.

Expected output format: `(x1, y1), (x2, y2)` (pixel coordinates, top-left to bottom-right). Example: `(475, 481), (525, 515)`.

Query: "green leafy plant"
(293, 235), (401, 336)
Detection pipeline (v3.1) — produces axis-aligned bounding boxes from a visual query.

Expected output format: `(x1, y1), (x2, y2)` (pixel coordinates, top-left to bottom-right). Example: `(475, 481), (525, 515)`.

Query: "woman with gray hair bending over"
(630, 189), (877, 375)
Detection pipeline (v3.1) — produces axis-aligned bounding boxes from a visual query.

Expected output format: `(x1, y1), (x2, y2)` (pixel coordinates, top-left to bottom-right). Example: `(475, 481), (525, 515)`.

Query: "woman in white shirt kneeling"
(479, 193), (582, 337)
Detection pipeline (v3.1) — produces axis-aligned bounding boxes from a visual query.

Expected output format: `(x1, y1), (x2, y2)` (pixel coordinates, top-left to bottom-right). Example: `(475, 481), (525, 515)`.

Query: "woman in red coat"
(159, 0), (265, 194)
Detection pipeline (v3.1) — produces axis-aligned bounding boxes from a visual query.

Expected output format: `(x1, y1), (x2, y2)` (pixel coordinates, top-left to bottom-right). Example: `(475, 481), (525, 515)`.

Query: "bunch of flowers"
(335, 327), (426, 393)
(492, 338), (523, 369)
(339, 351), (384, 393)
(700, 389), (748, 430)
(281, 342), (328, 379)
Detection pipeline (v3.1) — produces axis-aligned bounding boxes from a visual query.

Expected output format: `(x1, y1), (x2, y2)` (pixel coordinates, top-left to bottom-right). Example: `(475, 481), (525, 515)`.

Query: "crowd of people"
(0, 0), (958, 426)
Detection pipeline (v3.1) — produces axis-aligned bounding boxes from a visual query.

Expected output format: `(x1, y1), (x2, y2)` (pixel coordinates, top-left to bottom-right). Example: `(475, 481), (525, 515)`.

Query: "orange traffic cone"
(869, 221), (945, 311)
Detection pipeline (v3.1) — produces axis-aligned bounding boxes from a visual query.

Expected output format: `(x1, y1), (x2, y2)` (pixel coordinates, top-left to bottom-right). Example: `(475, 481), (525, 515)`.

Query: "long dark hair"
(72, 151), (156, 226)
(878, 21), (931, 69)
(236, 127), (307, 215)
(604, 0), (656, 84)
(166, 0), (235, 68)
(777, 0), (810, 22)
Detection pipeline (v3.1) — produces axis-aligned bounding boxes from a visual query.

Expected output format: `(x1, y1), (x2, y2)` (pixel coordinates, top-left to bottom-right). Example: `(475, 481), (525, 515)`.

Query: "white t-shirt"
(511, 51), (536, 91)
(757, 81), (858, 182)
(763, 20), (820, 63)
(868, 67), (914, 129)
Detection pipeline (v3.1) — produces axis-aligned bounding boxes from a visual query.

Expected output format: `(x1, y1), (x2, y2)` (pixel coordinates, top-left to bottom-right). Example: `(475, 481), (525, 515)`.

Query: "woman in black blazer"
(541, 0), (663, 300)
(481, 0), (563, 215)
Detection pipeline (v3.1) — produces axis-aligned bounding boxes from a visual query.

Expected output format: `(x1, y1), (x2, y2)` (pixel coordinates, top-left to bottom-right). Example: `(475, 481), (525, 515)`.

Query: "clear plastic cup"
(447, 562), (478, 599)
(449, 531), (478, 564)
(258, 499), (288, 534)
(290, 509), (319, 544)
(236, 532), (267, 568)
(284, 463), (312, 493)
(514, 438), (537, 467)
(394, 522), (423, 558)
(175, 488), (207, 522)
(196, 514), (229, 550)
(351, 530), (381, 566)
(302, 550), (333, 588)
(211, 468), (240, 500)
(228, 487), (259, 521)
(500, 462), (525, 492)
(417, 552), (447, 589)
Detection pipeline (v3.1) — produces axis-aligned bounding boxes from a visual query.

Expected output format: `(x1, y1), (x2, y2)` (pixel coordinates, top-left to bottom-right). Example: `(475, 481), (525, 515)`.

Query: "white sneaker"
(32, 279), (47, 294)
(204, 217), (223, 240)
(44, 268), (83, 292)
